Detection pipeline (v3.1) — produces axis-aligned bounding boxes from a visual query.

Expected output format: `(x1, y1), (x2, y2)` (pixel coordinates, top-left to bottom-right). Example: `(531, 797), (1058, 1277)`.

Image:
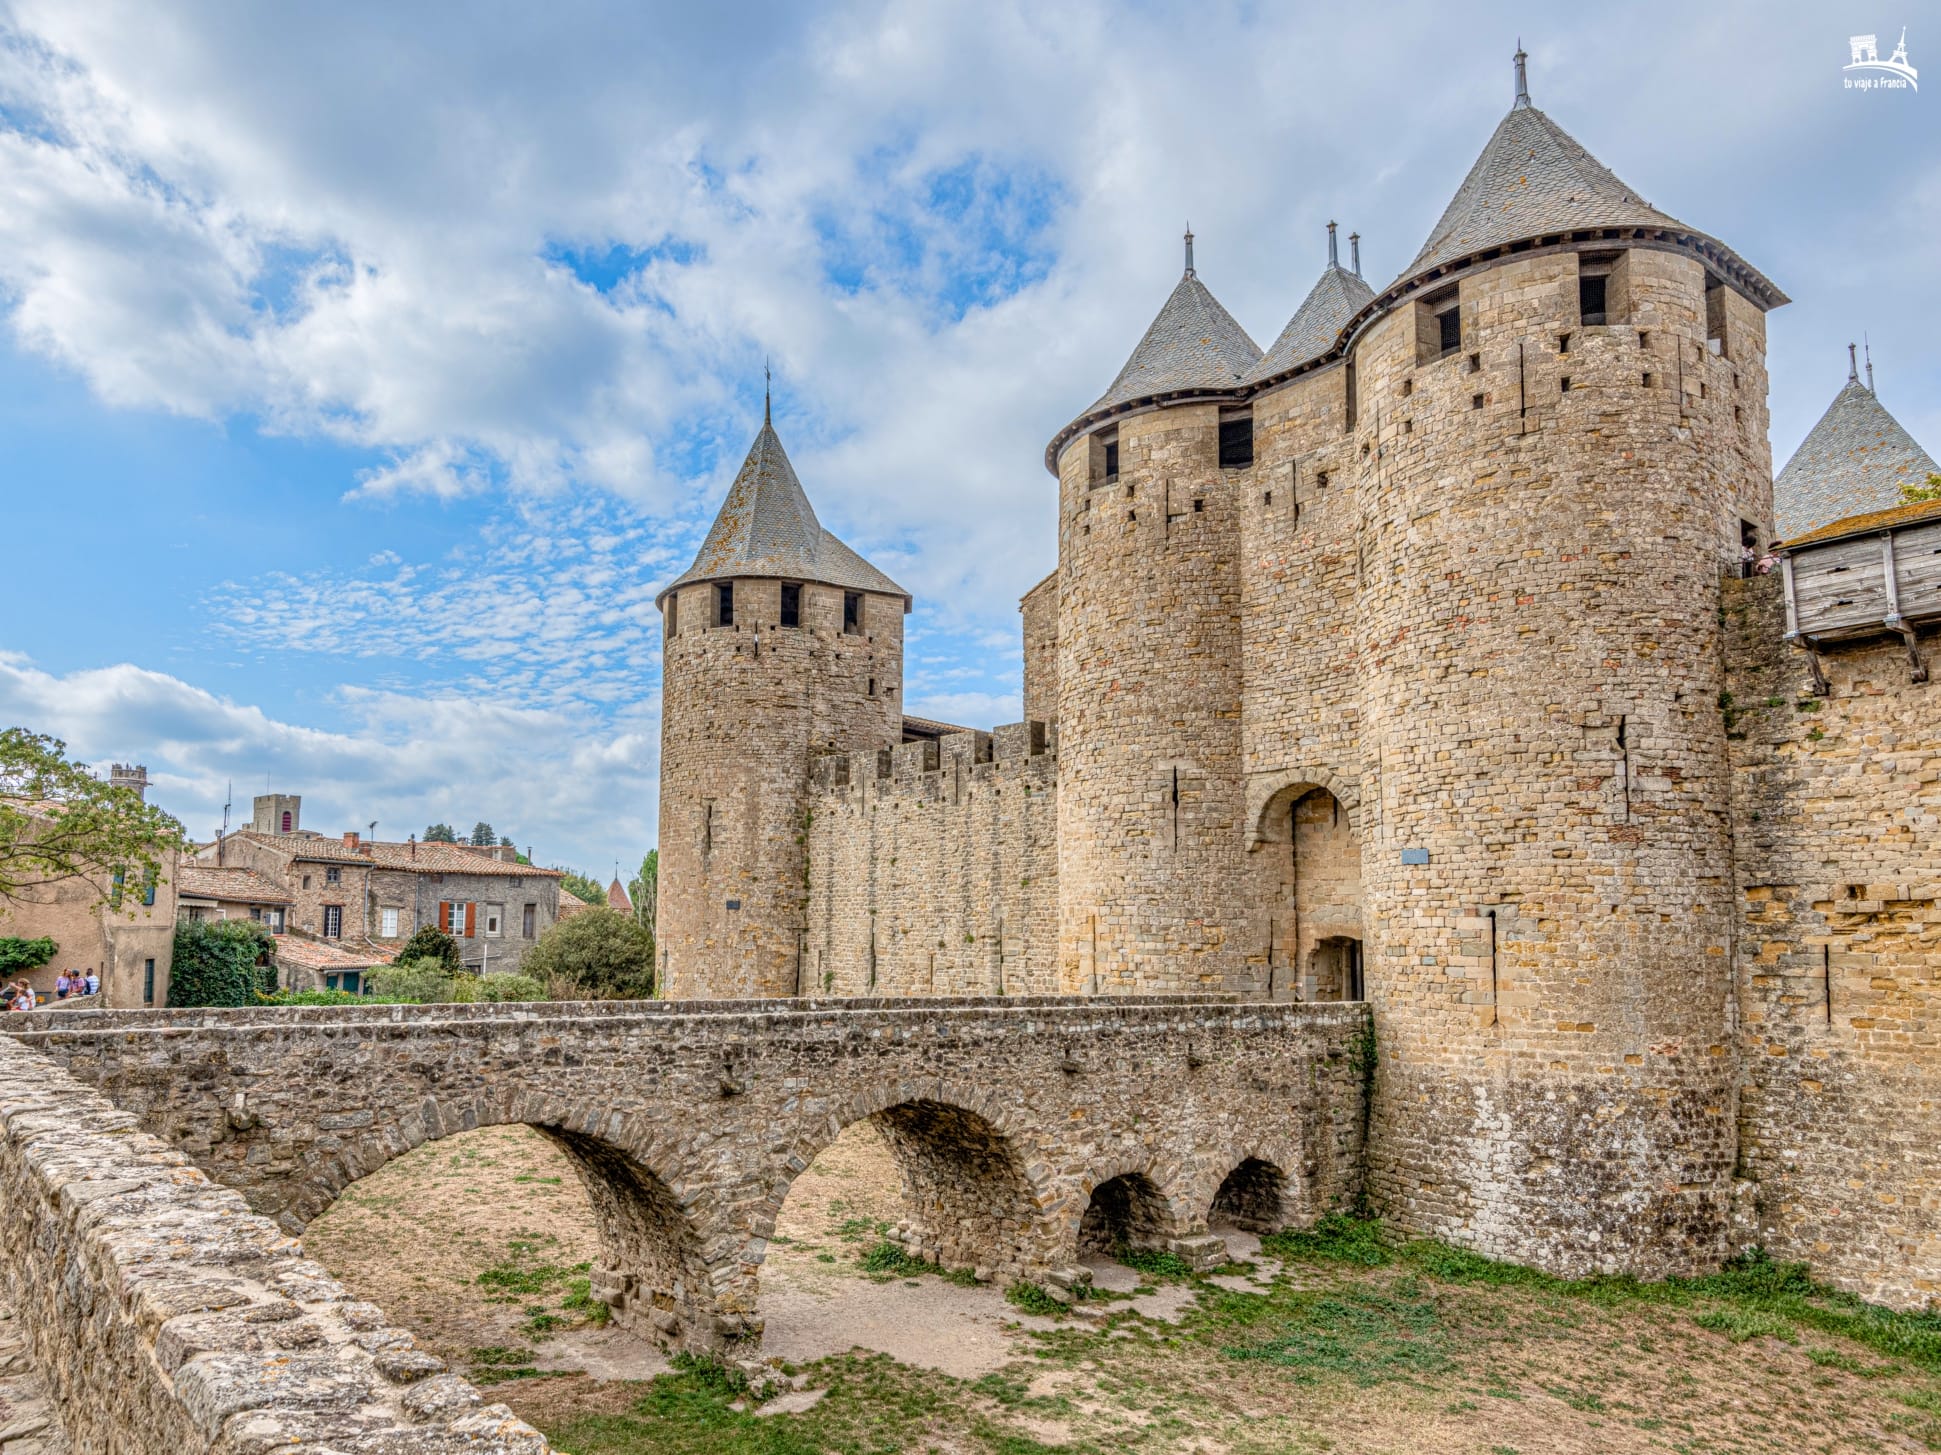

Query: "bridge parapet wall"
(5, 998), (1368, 1354)
(0, 1036), (551, 1453)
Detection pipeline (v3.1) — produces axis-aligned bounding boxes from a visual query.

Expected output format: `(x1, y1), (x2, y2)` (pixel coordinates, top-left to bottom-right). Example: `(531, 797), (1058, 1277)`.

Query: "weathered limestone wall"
(658, 578), (905, 999)
(804, 725), (1058, 995)
(0, 1036), (550, 1453)
(1349, 245), (1762, 1278)
(1054, 403), (1249, 993)
(1020, 571), (1059, 727)
(7, 997), (1370, 1354)
(1724, 574), (1941, 1309)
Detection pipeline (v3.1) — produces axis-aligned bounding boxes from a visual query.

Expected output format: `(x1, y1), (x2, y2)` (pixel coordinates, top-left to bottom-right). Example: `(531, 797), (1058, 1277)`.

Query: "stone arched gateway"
(1247, 768), (1366, 1002)
(4, 995), (1371, 1350)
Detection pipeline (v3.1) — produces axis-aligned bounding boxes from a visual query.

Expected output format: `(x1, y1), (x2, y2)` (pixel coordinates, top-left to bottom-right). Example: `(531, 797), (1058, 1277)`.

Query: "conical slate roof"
(1775, 376), (1940, 541)
(1086, 259), (1262, 416)
(658, 417), (908, 604)
(1247, 263), (1376, 383)
(1406, 101), (1684, 279)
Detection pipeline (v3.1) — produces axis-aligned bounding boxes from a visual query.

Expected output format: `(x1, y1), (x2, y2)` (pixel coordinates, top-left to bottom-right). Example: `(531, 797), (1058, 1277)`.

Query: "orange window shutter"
(438, 901), (451, 932)
(464, 902), (477, 938)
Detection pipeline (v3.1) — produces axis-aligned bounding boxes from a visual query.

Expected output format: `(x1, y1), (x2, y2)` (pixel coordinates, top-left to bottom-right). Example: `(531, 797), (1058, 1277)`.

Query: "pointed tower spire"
(1183, 224), (1195, 278)
(1865, 334), (1875, 395)
(1513, 40), (1531, 108)
(1326, 220), (1338, 268)
(764, 357), (772, 424)
(1348, 231), (1361, 277)
(1848, 342), (1859, 383)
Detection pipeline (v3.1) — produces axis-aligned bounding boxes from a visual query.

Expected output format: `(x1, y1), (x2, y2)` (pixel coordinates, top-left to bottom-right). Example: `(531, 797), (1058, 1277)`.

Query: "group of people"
(2, 969), (98, 1011)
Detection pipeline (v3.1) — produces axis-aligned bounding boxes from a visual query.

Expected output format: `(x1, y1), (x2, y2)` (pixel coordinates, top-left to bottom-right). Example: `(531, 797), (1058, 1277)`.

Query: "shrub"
(0, 936), (57, 976)
(397, 926), (463, 971)
(522, 908), (654, 1000)
(447, 972), (547, 1004)
(257, 988), (367, 1006)
(368, 957), (456, 1003)
(169, 920), (274, 1007)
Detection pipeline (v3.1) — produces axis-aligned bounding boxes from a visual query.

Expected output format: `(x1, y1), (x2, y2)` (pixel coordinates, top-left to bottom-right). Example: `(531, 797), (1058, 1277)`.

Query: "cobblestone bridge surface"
(6, 994), (1369, 1352)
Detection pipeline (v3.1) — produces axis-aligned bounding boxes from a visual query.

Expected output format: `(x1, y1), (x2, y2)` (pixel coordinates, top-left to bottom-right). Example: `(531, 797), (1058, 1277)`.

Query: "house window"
(523, 903), (536, 938)
(842, 592), (862, 635)
(322, 905), (343, 938)
(380, 907), (400, 938)
(325, 867), (341, 885)
(143, 958), (155, 1006)
(326, 971), (363, 994)
(780, 582), (802, 628)
(1218, 411), (1254, 469)
(440, 900), (476, 937)
(484, 903), (503, 937)
(714, 581), (734, 627)
(280, 811), (292, 832)
(266, 907), (284, 935)
(301, 874), (311, 890)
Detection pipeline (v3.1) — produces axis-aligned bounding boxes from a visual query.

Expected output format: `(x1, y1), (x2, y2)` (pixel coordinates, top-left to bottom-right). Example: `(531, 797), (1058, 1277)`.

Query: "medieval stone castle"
(656, 50), (1941, 1310)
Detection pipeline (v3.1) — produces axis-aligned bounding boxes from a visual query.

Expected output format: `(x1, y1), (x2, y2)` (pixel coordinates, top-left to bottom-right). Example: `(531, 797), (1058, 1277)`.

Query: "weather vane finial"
(1184, 223), (1195, 278)
(1514, 40), (1531, 108)
(764, 356), (772, 424)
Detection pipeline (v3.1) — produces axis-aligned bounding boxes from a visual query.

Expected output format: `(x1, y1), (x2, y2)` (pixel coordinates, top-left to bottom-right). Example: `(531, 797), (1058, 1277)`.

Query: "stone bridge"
(5, 994), (1368, 1352)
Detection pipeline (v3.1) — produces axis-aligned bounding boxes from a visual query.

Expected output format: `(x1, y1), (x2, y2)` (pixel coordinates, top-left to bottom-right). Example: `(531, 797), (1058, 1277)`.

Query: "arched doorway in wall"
(1258, 783), (1363, 1001)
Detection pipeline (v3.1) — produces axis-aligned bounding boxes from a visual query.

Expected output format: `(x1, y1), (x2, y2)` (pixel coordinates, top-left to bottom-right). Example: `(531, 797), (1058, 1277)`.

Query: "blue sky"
(1, 2), (1936, 872)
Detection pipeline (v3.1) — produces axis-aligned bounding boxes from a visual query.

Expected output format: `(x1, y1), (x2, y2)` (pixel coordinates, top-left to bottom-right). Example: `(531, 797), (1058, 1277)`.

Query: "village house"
(197, 793), (565, 977)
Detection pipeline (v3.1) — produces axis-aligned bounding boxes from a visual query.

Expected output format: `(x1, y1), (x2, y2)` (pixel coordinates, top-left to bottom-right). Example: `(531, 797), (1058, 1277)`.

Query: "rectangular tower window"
(1705, 276), (1729, 357)
(1416, 283), (1461, 364)
(714, 581), (734, 627)
(1090, 427), (1119, 486)
(1217, 411), (1254, 469)
(665, 594), (678, 638)
(842, 591), (862, 635)
(779, 582), (801, 628)
(1578, 273), (1608, 326)
(1104, 440), (1119, 478)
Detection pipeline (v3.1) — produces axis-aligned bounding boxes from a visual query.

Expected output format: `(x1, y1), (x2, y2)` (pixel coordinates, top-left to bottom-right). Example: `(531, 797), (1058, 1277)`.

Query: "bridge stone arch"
(1190, 1135), (1314, 1238)
(1067, 1158), (1192, 1260)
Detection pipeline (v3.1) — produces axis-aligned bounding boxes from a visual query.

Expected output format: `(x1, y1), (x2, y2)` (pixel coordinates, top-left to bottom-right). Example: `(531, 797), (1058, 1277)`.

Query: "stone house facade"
(201, 829), (564, 975)
(658, 49), (1941, 1307)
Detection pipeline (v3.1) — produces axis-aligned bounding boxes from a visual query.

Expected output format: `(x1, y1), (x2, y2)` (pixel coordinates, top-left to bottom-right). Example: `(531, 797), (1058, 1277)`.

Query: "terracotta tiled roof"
(555, 893), (595, 919)
(1246, 264), (1375, 384)
(231, 831), (561, 879)
(174, 864), (290, 905)
(1774, 378), (1940, 539)
(274, 937), (393, 972)
(606, 877), (633, 913)
(658, 420), (908, 605)
(1783, 495), (1941, 550)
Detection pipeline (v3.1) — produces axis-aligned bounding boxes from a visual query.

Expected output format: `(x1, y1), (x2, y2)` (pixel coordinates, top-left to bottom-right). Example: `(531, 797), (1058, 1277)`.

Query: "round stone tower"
(1049, 231), (1262, 994)
(1340, 49), (1786, 1277)
(656, 409), (908, 999)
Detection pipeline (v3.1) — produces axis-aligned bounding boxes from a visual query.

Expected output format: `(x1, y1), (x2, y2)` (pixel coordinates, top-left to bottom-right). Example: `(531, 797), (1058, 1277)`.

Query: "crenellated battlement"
(810, 722), (1056, 801)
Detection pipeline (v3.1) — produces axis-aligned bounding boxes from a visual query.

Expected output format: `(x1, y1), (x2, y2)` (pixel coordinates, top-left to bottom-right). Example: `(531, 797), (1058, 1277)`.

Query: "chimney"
(343, 831), (360, 850)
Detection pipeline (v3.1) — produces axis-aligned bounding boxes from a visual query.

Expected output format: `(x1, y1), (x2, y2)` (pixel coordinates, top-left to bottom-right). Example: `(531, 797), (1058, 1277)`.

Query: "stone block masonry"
(1725, 575), (1941, 1309)
(0, 1036), (551, 1453)
(805, 725), (1058, 995)
(6, 996), (1371, 1354)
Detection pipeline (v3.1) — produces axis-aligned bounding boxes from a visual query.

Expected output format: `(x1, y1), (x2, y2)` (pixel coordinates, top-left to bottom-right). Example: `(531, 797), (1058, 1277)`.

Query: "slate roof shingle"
(1086, 271), (1262, 417)
(1246, 265), (1377, 384)
(658, 420), (908, 604)
(1774, 379), (1940, 540)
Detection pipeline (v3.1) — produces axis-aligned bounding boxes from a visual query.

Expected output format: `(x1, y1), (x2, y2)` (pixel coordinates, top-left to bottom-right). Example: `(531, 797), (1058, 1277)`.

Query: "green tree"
(627, 849), (658, 945)
(1900, 473), (1941, 505)
(559, 870), (605, 906)
(0, 937), (57, 976)
(0, 729), (187, 916)
(470, 821), (496, 846)
(169, 919), (274, 1007)
(523, 908), (655, 1000)
(398, 925), (463, 971)
(423, 823), (458, 843)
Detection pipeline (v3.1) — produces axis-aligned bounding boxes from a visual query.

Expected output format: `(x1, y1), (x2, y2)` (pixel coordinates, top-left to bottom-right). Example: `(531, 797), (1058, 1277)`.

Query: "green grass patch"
(1219, 1285), (1451, 1385)
(1693, 1306), (1796, 1343)
(1261, 1212), (1390, 1267)
(1115, 1244), (1193, 1279)
(859, 1239), (936, 1277)
(1005, 1281), (1066, 1318)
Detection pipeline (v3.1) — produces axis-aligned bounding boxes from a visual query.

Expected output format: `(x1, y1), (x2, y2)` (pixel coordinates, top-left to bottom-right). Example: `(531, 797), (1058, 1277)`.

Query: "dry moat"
(305, 1121), (1941, 1455)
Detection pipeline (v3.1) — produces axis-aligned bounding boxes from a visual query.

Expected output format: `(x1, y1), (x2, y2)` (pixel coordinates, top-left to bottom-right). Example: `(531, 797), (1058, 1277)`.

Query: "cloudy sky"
(1, 2), (1934, 872)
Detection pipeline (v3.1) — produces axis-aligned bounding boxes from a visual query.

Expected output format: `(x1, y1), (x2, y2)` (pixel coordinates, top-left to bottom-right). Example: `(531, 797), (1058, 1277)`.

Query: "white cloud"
(0, 654), (655, 870)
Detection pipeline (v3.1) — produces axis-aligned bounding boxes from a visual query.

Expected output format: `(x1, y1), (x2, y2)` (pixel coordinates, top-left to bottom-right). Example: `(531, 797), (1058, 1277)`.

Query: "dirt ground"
(304, 1123), (1941, 1455)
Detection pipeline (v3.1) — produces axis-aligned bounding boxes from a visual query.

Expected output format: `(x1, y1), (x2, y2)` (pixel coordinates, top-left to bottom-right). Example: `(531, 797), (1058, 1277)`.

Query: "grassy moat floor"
(304, 1124), (1941, 1455)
